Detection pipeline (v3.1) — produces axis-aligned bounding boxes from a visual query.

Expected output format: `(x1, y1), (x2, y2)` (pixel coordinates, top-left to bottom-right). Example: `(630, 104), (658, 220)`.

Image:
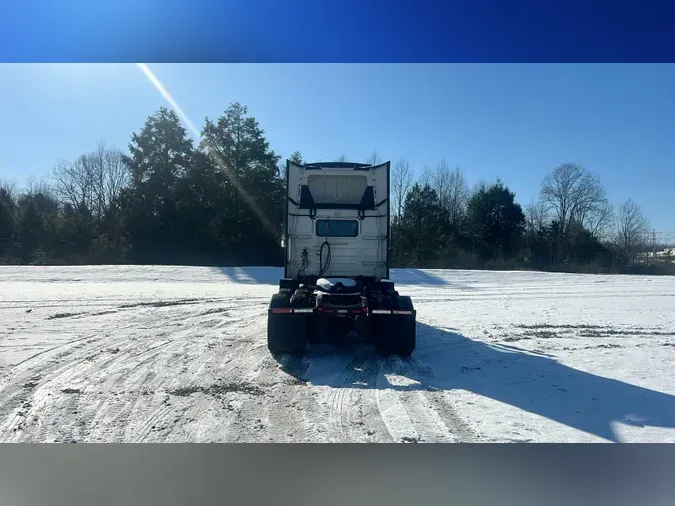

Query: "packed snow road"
(1, 266), (675, 443)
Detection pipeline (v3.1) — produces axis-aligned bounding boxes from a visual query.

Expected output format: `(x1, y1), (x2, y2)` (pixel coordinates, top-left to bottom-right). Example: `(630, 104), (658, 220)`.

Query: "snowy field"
(1, 265), (674, 443)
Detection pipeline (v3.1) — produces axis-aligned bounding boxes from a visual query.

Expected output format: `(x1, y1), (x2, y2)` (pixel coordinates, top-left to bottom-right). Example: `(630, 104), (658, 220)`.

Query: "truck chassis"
(268, 277), (416, 357)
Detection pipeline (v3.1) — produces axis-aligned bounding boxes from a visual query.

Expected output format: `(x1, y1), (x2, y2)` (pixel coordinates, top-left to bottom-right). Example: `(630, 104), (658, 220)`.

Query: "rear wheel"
(372, 295), (416, 357)
(267, 293), (308, 355)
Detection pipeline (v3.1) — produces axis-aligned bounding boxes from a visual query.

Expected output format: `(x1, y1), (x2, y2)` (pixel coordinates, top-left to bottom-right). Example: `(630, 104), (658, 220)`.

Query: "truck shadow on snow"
(389, 269), (451, 287)
(216, 266), (453, 287)
(274, 322), (675, 442)
(216, 267), (284, 285)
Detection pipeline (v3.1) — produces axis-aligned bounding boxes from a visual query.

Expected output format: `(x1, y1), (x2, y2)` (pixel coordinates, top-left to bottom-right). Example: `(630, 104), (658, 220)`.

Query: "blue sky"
(1, 63), (674, 230)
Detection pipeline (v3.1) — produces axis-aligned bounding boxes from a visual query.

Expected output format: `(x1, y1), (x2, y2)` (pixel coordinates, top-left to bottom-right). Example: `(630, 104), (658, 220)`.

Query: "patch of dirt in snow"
(118, 299), (204, 309)
(400, 436), (419, 443)
(524, 330), (559, 339)
(23, 377), (41, 389)
(517, 324), (607, 330)
(582, 343), (624, 350)
(47, 312), (83, 320)
(90, 310), (120, 317)
(501, 324), (675, 342)
(168, 382), (264, 398)
(579, 329), (675, 338)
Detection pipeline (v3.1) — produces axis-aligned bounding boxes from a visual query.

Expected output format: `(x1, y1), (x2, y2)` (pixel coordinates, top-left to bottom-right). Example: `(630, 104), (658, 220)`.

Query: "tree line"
(390, 159), (658, 274)
(0, 102), (667, 275)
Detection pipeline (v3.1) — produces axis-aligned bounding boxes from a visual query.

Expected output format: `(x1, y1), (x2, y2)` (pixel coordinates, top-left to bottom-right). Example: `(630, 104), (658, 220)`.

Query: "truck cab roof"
(301, 162), (374, 170)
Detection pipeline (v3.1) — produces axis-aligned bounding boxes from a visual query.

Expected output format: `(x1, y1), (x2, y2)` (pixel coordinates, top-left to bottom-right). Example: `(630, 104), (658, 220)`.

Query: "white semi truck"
(267, 160), (416, 356)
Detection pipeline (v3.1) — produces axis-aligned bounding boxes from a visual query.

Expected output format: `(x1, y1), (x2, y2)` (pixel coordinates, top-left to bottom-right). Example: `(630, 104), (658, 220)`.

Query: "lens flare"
(135, 63), (277, 236)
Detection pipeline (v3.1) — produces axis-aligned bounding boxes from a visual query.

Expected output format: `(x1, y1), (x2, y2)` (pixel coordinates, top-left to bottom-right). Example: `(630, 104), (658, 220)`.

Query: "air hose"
(298, 248), (309, 277)
(319, 238), (331, 277)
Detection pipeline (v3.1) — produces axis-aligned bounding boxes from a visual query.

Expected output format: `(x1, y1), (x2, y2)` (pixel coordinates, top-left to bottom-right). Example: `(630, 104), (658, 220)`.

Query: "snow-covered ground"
(1, 265), (674, 443)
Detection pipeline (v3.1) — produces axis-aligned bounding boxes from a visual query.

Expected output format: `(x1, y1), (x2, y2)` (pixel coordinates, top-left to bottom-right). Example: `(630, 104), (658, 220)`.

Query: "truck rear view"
(267, 160), (416, 356)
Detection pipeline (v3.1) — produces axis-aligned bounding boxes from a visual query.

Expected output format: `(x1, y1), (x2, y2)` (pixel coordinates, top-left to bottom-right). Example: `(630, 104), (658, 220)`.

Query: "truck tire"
(267, 293), (308, 355)
(372, 295), (416, 357)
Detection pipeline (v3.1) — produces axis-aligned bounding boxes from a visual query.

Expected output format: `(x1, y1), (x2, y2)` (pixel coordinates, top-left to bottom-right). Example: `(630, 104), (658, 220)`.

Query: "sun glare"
(134, 63), (277, 236)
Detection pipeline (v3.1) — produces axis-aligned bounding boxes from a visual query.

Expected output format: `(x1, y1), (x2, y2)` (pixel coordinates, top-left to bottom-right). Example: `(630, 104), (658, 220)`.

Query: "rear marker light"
(271, 308), (292, 314)
(371, 309), (391, 315)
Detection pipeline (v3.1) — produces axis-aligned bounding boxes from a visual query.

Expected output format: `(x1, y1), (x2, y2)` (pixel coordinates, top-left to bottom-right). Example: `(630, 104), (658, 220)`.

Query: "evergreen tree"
(122, 107), (194, 263)
(466, 181), (525, 261)
(199, 102), (283, 265)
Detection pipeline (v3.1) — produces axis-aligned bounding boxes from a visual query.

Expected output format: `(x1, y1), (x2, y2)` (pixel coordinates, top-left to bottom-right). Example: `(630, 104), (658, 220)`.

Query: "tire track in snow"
(0, 302), (261, 442)
(146, 310), (270, 443)
(0, 324), (143, 442)
(372, 356), (480, 443)
(303, 349), (477, 443)
(325, 355), (394, 442)
(119, 310), (265, 443)
(0, 315), (183, 442)
(254, 353), (326, 442)
(91, 339), (189, 442)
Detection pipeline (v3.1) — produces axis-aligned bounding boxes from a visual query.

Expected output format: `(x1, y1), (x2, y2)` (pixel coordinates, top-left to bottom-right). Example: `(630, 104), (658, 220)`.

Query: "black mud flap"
(267, 294), (309, 354)
(370, 296), (416, 357)
(268, 311), (309, 354)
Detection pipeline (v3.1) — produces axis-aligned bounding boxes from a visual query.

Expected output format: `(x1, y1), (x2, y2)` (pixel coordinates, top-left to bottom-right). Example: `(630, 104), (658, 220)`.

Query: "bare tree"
(432, 159), (452, 207)
(51, 141), (129, 233)
(585, 199), (615, 241)
(25, 175), (38, 195)
(336, 154), (349, 162)
(525, 199), (548, 234)
(366, 151), (380, 166)
(540, 163), (610, 258)
(51, 155), (95, 236)
(615, 199), (650, 263)
(449, 167), (469, 223)
(0, 179), (18, 199)
(432, 161), (468, 227)
(91, 141), (128, 219)
(419, 165), (434, 188)
(391, 157), (413, 219)
(25, 174), (52, 196)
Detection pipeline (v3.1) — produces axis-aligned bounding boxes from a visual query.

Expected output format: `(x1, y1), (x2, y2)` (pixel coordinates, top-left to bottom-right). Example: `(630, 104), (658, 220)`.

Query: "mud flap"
(267, 294), (309, 354)
(371, 297), (416, 357)
(268, 312), (309, 354)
